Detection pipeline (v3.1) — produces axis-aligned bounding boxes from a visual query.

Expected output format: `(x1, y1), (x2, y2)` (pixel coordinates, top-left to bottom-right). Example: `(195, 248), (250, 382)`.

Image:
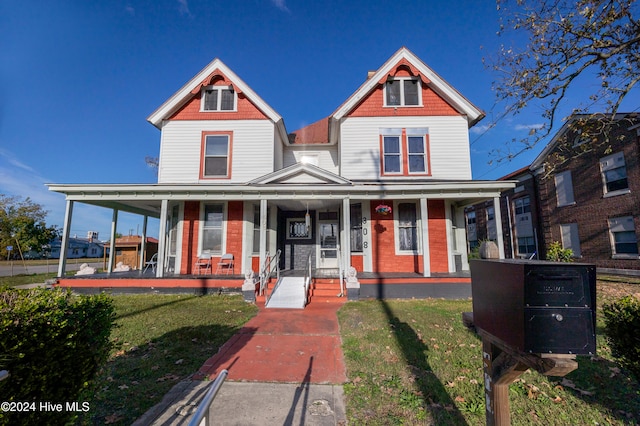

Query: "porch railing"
(187, 369), (228, 426)
(259, 249), (281, 297)
(303, 251), (313, 305)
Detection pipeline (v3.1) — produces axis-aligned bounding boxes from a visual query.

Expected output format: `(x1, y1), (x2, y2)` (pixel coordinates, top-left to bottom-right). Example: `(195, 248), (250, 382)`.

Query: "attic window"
(384, 78), (421, 107)
(202, 86), (236, 111)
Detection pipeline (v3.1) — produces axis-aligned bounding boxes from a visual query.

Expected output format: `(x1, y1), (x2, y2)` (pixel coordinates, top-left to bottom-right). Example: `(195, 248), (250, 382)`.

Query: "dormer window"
(384, 77), (420, 107)
(202, 86), (236, 111)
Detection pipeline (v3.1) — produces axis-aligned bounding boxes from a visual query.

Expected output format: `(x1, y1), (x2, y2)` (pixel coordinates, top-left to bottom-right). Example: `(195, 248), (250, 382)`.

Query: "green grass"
(338, 281), (640, 425)
(75, 294), (258, 425)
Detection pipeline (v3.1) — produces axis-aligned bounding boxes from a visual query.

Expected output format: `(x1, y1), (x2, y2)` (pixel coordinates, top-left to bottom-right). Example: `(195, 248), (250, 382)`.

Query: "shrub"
(545, 241), (573, 262)
(603, 295), (640, 381)
(0, 287), (115, 425)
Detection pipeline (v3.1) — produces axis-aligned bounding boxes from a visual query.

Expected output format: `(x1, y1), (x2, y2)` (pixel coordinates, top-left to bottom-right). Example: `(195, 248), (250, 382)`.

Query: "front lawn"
(77, 294), (258, 425)
(338, 280), (640, 425)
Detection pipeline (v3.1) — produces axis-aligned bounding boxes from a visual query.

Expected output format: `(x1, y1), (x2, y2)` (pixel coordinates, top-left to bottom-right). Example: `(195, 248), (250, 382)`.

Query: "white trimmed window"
(202, 134), (231, 178)
(202, 86), (236, 111)
(396, 202), (418, 252)
(560, 223), (581, 257)
(201, 203), (225, 255)
(600, 152), (629, 196)
(555, 171), (575, 206)
(384, 78), (421, 106)
(382, 135), (402, 174)
(608, 216), (639, 258)
(407, 135), (427, 174)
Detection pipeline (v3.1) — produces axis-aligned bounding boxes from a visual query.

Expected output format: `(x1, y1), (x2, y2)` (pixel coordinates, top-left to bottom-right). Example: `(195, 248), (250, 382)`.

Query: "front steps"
(257, 277), (345, 306)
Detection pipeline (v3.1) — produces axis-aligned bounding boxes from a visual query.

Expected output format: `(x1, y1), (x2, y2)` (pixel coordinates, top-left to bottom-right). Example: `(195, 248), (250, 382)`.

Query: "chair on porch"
(194, 253), (212, 275)
(215, 253), (234, 275)
(143, 253), (158, 274)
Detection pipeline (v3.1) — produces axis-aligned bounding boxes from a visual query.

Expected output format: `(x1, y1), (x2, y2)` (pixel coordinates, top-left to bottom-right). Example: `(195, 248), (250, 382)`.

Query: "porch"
(54, 269), (471, 300)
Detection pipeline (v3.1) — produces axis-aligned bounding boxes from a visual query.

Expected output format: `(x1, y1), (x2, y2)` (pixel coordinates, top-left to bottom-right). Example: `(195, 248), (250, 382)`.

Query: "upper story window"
(380, 128), (430, 176)
(555, 170), (575, 206)
(201, 132), (232, 179)
(384, 78), (421, 107)
(514, 196), (531, 215)
(600, 152), (629, 197)
(202, 86), (236, 111)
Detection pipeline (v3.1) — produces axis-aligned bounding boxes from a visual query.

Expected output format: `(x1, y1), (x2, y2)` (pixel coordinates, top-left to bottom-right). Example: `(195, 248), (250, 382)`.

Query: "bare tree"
(487, 0), (640, 162)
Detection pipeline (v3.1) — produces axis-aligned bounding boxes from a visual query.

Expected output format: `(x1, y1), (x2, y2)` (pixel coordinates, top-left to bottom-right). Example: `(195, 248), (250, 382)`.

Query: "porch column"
(494, 196), (506, 259)
(420, 198), (431, 277)
(139, 215), (148, 271)
(259, 199), (267, 271)
(107, 210), (118, 274)
(57, 200), (74, 277)
(342, 198), (351, 271)
(156, 199), (169, 277)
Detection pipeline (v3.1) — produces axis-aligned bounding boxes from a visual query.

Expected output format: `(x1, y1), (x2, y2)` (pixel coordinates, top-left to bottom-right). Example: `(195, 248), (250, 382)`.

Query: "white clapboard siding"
(339, 116), (472, 180)
(158, 120), (275, 183)
(282, 146), (339, 173)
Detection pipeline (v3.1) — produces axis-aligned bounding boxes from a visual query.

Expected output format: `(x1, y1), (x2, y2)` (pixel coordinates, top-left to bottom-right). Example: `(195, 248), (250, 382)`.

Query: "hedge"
(603, 295), (640, 381)
(0, 287), (115, 425)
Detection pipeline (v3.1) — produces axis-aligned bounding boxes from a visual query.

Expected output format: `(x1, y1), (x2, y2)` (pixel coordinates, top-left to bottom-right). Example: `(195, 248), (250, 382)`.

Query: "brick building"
(467, 113), (640, 271)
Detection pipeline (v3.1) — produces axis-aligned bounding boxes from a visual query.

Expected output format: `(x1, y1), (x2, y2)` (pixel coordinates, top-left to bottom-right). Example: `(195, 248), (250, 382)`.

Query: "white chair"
(215, 253), (234, 275)
(144, 253), (158, 273)
(194, 253), (212, 275)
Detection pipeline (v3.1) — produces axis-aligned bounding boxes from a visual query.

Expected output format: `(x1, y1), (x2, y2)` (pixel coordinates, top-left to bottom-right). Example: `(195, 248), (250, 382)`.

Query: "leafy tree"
(0, 194), (59, 259)
(487, 0), (640, 162)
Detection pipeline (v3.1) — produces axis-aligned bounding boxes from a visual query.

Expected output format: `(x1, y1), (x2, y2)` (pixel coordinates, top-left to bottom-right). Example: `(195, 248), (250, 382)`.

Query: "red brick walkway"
(195, 300), (347, 384)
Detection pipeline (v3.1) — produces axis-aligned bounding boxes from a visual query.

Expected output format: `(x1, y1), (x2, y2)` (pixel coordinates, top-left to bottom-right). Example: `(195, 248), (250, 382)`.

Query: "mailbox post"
(467, 259), (597, 425)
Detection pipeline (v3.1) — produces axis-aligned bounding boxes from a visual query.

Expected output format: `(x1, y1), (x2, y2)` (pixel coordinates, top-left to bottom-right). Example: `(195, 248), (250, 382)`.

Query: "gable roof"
(249, 162), (352, 185)
(529, 112), (640, 171)
(147, 58), (283, 128)
(332, 47), (484, 127)
(289, 116), (330, 144)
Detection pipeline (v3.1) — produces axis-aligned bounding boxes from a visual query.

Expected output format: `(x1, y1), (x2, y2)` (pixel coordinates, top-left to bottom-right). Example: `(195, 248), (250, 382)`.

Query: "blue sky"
(1, 1), (636, 241)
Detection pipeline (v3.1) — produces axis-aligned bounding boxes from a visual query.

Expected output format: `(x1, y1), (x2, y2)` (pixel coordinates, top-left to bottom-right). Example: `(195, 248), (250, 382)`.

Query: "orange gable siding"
(169, 92), (269, 121)
(428, 199), (449, 272)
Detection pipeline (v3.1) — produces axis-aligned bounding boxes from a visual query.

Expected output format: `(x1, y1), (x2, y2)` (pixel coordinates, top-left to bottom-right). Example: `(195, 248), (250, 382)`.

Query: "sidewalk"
(134, 301), (348, 425)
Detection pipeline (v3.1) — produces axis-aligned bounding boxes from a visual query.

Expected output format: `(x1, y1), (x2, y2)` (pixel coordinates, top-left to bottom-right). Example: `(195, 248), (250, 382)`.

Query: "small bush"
(546, 241), (573, 262)
(0, 287), (115, 425)
(603, 295), (640, 380)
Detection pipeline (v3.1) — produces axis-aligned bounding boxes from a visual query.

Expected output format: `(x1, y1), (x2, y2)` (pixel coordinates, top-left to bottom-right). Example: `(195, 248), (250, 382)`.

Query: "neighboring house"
(104, 235), (158, 270)
(48, 47), (514, 289)
(466, 166), (542, 259)
(49, 231), (104, 259)
(531, 113), (640, 270)
(467, 113), (640, 271)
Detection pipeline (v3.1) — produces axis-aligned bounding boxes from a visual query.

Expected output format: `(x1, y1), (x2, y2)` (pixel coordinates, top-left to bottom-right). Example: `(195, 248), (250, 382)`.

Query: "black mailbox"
(470, 259), (596, 354)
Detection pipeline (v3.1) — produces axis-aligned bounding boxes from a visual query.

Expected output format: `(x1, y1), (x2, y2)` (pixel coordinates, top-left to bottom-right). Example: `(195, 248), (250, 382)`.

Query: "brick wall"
(428, 199), (449, 273)
(181, 201), (200, 274)
(535, 118), (640, 269)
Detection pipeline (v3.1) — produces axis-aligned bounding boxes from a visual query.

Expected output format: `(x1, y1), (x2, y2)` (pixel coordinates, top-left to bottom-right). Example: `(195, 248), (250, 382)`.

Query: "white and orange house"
(49, 47), (514, 300)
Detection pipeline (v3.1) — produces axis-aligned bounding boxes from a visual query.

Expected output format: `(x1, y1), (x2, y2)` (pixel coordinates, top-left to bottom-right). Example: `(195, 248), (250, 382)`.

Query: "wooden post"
(463, 312), (579, 426)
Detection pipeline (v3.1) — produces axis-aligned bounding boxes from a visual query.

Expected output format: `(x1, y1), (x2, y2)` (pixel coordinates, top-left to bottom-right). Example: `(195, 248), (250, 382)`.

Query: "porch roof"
(47, 179), (515, 218)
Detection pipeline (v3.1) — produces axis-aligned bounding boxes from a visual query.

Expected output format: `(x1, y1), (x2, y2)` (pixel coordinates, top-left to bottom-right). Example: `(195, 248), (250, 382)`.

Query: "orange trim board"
(56, 278), (244, 288)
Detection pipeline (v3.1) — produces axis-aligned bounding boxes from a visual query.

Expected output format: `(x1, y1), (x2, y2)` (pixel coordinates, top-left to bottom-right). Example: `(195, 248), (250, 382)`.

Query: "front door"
(317, 212), (339, 268)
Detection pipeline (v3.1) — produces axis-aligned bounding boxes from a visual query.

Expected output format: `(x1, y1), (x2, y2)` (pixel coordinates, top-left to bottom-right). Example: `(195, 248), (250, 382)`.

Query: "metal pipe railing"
(187, 369), (228, 426)
(303, 251), (313, 305)
(259, 249), (281, 296)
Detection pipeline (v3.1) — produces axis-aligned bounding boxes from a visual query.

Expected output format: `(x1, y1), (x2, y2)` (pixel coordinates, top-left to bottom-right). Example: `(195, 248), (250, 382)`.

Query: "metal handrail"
(303, 251), (313, 305)
(336, 245), (345, 297)
(259, 249), (281, 296)
(187, 369), (228, 426)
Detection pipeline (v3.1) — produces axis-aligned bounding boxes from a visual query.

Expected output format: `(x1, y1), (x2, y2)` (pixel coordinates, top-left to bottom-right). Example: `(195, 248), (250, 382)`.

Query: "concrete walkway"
(134, 300), (348, 425)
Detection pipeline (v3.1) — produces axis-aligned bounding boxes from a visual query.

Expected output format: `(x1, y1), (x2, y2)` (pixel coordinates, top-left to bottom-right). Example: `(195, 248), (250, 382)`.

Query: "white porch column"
(342, 198), (351, 271)
(259, 199), (267, 271)
(494, 196), (506, 259)
(57, 200), (74, 277)
(156, 199), (169, 277)
(107, 210), (118, 274)
(420, 198), (431, 277)
(139, 215), (148, 271)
